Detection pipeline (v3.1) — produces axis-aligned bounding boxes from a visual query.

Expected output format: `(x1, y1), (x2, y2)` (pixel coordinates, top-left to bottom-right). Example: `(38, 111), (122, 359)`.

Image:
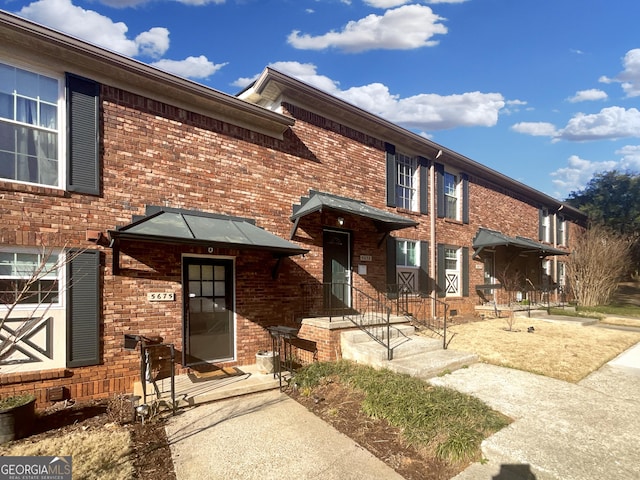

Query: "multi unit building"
(0, 12), (586, 405)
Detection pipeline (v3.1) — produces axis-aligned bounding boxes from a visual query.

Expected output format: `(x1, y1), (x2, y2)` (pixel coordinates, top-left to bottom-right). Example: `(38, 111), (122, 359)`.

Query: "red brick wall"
(0, 81), (575, 406)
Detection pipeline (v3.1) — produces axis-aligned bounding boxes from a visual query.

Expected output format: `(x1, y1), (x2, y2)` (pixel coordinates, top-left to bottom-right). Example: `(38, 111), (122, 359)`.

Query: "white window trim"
(444, 170), (461, 221)
(396, 153), (418, 211)
(556, 215), (566, 246)
(0, 247), (65, 312)
(0, 60), (66, 190)
(444, 246), (461, 297)
(541, 209), (551, 243)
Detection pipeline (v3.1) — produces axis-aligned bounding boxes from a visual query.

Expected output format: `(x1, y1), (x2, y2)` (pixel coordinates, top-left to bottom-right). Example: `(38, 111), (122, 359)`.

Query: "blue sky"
(4, 0), (640, 200)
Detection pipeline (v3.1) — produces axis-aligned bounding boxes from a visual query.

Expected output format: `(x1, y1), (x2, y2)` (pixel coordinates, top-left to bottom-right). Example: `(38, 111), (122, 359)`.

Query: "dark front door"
(183, 257), (234, 365)
(323, 230), (351, 310)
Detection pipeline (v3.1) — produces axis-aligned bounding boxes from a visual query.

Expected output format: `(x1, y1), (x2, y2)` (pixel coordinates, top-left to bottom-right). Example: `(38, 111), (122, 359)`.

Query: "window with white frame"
(395, 153), (418, 211)
(0, 62), (61, 187)
(557, 261), (566, 288)
(396, 240), (419, 292)
(444, 172), (459, 220)
(557, 216), (566, 246)
(0, 251), (60, 306)
(444, 247), (460, 296)
(540, 209), (551, 243)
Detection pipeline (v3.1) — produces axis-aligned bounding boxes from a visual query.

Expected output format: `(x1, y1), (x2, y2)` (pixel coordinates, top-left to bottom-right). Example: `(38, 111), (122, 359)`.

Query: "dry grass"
(444, 318), (640, 382)
(0, 425), (134, 480)
(600, 316), (640, 328)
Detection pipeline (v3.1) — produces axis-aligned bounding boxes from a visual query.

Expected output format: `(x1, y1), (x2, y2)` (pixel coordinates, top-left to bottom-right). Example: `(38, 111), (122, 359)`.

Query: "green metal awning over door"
(472, 227), (568, 258)
(290, 190), (418, 238)
(109, 206), (309, 273)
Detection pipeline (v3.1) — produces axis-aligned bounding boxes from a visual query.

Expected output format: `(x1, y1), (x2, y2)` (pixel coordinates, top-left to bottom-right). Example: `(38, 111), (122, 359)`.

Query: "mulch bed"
(286, 382), (462, 480)
(27, 399), (176, 480)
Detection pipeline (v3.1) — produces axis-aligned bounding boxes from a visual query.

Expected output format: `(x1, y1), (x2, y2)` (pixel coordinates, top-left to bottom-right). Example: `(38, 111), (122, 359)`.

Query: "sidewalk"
(165, 389), (404, 480)
(432, 342), (640, 480)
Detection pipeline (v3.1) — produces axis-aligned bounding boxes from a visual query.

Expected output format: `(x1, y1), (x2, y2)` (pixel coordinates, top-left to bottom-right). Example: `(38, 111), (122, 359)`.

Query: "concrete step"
(341, 323), (415, 344)
(341, 325), (478, 380)
(385, 349), (479, 380)
(341, 329), (443, 363)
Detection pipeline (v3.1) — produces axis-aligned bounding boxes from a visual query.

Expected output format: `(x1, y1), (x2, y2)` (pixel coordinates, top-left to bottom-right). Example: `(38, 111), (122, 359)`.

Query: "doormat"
(187, 366), (245, 382)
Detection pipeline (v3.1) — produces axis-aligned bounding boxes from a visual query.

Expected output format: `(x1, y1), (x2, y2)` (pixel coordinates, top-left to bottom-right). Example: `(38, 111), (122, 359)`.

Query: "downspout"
(430, 161), (437, 318)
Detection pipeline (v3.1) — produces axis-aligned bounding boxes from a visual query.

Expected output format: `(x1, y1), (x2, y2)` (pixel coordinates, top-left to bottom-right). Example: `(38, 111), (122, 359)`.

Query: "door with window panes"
(183, 257), (234, 365)
(445, 247), (460, 296)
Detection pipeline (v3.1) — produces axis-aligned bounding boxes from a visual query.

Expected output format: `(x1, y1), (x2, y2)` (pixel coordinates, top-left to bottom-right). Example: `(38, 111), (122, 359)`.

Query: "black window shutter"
(386, 236), (398, 299)
(461, 173), (469, 224)
(538, 209), (544, 241)
(435, 163), (445, 218)
(419, 241), (429, 295)
(385, 143), (396, 207)
(437, 243), (446, 297)
(67, 250), (101, 367)
(418, 156), (429, 215)
(462, 247), (469, 297)
(66, 73), (100, 195)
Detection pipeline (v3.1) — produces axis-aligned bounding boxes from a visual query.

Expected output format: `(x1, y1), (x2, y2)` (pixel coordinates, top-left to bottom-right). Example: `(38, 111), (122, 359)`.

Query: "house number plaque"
(147, 292), (175, 302)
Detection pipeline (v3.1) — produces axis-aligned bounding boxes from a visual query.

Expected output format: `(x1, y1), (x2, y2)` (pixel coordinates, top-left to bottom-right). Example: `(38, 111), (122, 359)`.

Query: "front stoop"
(341, 325), (478, 379)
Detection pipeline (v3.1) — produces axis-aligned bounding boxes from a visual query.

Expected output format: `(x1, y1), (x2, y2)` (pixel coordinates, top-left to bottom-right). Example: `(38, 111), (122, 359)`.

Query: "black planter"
(0, 397), (36, 444)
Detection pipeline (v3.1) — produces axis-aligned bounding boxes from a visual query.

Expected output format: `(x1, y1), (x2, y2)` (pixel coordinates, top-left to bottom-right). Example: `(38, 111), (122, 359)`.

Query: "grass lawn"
(444, 317), (640, 382)
(0, 425), (134, 480)
(293, 360), (509, 466)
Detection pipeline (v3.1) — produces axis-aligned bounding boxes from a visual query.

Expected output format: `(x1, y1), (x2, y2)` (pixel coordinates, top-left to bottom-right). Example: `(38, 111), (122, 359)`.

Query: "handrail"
(385, 284), (450, 349)
(300, 282), (393, 360)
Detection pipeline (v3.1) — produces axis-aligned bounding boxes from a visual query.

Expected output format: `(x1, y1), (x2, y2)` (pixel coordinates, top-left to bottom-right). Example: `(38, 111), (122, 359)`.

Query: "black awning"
(109, 206), (308, 258)
(472, 227), (568, 258)
(290, 190), (418, 238)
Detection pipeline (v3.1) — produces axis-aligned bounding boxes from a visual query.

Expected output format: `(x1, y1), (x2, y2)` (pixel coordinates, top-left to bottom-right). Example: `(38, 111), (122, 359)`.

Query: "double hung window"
(444, 172), (458, 220)
(0, 251), (60, 305)
(557, 216), (566, 246)
(540, 209), (551, 243)
(396, 153), (417, 211)
(0, 62), (60, 187)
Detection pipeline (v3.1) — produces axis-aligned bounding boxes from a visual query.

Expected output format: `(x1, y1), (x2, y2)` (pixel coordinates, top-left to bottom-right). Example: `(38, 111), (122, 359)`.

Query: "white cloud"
(551, 155), (618, 197)
(98, 0), (225, 5)
(287, 5), (447, 52)
(561, 107), (640, 141)
(135, 28), (170, 58)
(364, 0), (468, 6)
(601, 48), (640, 97)
(511, 122), (558, 137)
(513, 107), (640, 142)
(174, 0), (226, 5)
(151, 56), (227, 79)
(616, 145), (640, 171)
(503, 99), (528, 115)
(567, 89), (608, 103)
(382, 90), (504, 129)
(243, 62), (505, 130)
(17, 0), (169, 57)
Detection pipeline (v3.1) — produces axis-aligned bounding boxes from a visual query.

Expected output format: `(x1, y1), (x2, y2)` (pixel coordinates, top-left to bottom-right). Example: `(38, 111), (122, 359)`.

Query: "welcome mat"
(187, 366), (245, 382)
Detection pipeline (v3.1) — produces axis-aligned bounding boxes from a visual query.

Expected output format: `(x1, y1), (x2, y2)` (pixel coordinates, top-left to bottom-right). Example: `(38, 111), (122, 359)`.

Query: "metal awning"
(290, 190), (418, 238)
(472, 227), (568, 258)
(108, 206), (308, 274)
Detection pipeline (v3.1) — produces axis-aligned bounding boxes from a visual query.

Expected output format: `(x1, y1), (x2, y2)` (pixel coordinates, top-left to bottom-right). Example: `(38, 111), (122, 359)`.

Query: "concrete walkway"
(432, 342), (640, 480)
(165, 389), (403, 480)
(165, 340), (640, 480)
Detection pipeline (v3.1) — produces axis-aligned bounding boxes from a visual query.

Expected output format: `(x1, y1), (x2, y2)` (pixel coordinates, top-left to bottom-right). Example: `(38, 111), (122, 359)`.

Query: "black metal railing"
(385, 284), (450, 349)
(300, 283), (393, 360)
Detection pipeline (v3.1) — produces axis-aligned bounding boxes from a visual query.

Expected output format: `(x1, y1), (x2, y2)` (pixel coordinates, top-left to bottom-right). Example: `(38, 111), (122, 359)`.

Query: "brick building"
(0, 12), (586, 405)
